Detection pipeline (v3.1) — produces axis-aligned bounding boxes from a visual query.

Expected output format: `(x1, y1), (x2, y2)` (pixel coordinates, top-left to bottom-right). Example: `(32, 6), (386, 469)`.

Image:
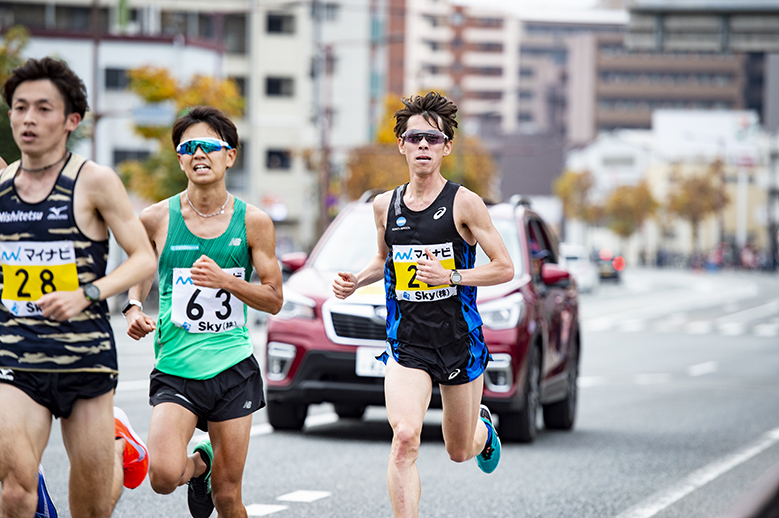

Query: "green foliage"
(666, 163), (729, 251)
(0, 26), (30, 165)
(604, 182), (658, 239)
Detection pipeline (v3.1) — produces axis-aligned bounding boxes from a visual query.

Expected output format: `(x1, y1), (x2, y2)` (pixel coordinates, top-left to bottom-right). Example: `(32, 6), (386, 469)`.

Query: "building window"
(267, 13), (295, 34)
(471, 42), (503, 53)
(113, 149), (150, 167)
(467, 91), (503, 101)
(468, 66), (502, 77)
(519, 90), (534, 100)
(105, 68), (129, 90)
(266, 77), (294, 97)
(224, 14), (247, 54)
(518, 112), (533, 122)
(311, 3), (340, 21)
(266, 149), (292, 170)
(519, 68), (534, 78)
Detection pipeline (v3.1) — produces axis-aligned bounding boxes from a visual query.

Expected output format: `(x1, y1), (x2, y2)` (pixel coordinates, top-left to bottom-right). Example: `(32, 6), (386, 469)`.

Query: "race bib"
(171, 267), (246, 333)
(392, 243), (457, 303)
(0, 241), (79, 317)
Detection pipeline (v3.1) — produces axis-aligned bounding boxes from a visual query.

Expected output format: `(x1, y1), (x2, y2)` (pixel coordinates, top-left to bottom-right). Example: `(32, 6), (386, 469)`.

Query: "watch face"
(452, 271), (462, 284)
(84, 284), (100, 302)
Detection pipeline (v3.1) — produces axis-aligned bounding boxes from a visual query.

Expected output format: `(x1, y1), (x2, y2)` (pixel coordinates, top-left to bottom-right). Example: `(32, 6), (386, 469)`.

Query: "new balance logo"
(229, 238), (241, 246)
(243, 401), (252, 409)
(0, 368), (14, 381)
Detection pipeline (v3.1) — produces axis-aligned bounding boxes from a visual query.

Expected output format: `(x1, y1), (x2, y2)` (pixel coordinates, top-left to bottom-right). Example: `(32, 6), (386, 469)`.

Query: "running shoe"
(187, 439), (214, 518)
(113, 407), (149, 489)
(36, 465), (57, 518)
(476, 404), (501, 474)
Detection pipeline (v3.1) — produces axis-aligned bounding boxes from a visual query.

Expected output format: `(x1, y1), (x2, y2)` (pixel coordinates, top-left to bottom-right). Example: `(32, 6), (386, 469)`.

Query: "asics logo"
(448, 369), (461, 380)
(433, 207), (446, 220)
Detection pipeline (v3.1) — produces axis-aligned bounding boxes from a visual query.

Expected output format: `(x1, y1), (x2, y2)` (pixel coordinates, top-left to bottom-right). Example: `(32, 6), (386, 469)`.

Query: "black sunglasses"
(401, 130), (449, 146)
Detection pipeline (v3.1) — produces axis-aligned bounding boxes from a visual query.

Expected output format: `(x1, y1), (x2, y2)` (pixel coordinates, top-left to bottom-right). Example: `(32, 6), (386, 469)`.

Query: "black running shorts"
(0, 369), (117, 419)
(149, 354), (265, 432)
(379, 326), (491, 385)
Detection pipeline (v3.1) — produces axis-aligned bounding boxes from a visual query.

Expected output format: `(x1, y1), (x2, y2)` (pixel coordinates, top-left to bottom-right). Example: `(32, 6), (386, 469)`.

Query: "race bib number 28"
(0, 241), (79, 317)
(392, 243), (457, 303)
(171, 267), (246, 333)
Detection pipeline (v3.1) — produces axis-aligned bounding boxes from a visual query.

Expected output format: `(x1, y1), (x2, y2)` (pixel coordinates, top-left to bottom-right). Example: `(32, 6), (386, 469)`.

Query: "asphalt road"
(35, 267), (779, 517)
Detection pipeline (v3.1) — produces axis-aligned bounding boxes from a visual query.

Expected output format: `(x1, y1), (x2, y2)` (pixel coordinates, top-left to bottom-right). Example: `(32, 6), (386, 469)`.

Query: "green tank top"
(155, 194), (254, 379)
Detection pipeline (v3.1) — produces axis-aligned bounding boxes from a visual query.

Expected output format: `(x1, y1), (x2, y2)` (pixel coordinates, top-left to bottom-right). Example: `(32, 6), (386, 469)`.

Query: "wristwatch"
(450, 269), (462, 285)
(121, 299), (143, 316)
(82, 283), (100, 303)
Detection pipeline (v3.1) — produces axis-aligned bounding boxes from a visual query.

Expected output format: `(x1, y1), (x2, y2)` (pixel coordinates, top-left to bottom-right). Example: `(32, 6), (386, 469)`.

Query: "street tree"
(553, 170), (603, 224)
(0, 26), (29, 163)
(604, 181), (658, 241)
(118, 66), (243, 202)
(666, 164), (729, 252)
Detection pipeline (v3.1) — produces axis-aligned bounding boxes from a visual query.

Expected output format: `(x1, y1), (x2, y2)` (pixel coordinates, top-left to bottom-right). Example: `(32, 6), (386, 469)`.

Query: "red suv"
(265, 193), (580, 442)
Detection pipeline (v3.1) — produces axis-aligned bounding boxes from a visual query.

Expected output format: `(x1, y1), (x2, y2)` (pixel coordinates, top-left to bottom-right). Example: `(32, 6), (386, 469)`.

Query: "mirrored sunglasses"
(176, 138), (233, 155)
(401, 130), (449, 146)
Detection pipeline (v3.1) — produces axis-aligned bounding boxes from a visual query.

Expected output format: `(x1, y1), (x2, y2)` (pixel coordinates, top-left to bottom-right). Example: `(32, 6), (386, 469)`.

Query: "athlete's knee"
(391, 422), (421, 459)
(445, 442), (471, 463)
(0, 477), (37, 518)
(148, 463), (184, 494)
(211, 481), (242, 514)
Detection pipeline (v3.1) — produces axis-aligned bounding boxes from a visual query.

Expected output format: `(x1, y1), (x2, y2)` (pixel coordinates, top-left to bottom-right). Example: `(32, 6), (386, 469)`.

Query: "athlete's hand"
(190, 255), (229, 289)
(333, 272), (357, 299)
(126, 308), (156, 341)
(416, 247), (448, 286)
(37, 290), (91, 322)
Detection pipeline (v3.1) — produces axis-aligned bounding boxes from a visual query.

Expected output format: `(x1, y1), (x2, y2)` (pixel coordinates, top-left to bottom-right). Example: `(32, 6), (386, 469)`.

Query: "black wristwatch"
(450, 270), (462, 285)
(82, 283), (100, 303)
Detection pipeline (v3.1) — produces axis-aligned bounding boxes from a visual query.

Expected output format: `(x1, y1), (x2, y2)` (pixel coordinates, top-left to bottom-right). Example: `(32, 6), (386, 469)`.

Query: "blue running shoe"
(476, 405), (501, 474)
(36, 465), (57, 518)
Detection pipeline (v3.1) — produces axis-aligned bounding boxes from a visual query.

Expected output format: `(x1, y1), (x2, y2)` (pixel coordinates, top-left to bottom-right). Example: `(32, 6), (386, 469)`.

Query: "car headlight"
(275, 288), (316, 320)
(479, 293), (524, 330)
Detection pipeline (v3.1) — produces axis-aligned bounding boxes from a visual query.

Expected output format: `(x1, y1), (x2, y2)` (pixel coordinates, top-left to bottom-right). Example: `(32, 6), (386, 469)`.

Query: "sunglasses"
(401, 130), (449, 146)
(176, 138), (233, 155)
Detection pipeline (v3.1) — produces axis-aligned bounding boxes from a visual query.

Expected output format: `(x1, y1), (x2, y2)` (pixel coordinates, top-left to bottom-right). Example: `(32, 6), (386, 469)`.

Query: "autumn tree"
(666, 164), (729, 252)
(345, 93), (498, 201)
(0, 26), (29, 163)
(118, 66), (243, 202)
(604, 181), (658, 240)
(553, 170), (603, 224)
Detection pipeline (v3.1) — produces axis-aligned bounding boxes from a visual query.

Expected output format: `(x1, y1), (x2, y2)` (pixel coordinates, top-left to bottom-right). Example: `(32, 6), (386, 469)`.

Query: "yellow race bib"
(392, 243), (457, 303)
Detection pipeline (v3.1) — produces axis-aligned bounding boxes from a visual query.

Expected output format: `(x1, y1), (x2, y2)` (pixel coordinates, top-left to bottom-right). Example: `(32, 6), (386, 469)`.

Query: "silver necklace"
(184, 190), (230, 218)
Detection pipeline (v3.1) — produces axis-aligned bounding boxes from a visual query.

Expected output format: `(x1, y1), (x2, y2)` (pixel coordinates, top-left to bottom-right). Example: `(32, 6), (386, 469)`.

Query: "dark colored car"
(265, 193), (580, 442)
(596, 248), (624, 282)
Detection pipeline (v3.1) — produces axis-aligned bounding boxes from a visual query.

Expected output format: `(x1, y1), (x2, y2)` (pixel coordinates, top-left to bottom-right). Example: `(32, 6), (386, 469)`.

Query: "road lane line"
(688, 361), (718, 377)
(614, 426), (779, 518)
(277, 490), (331, 502)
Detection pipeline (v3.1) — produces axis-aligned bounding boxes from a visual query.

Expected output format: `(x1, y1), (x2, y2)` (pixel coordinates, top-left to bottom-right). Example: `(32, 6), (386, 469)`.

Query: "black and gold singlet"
(0, 154), (115, 373)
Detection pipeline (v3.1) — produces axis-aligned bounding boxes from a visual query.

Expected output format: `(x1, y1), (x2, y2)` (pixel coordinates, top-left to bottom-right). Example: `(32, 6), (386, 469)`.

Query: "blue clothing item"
(36, 465), (58, 518)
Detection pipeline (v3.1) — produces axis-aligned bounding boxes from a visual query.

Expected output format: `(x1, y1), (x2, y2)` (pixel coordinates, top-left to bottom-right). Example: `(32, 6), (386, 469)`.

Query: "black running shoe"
(187, 440), (214, 518)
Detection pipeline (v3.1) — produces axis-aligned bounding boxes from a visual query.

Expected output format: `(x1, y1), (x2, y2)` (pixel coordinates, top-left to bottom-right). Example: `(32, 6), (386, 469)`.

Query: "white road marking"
(578, 376), (608, 388)
(687, 361), (718, 377)
(634, 373), (671, 385)
(189, 413), (340, 446)
(685, 321), (712, 334)
(277, 490), (331, 502)
(245, 504), (288, 516)
(614, 426), (779, 518)
(116, 379), (149, 393)
(754, 322), (779, 337)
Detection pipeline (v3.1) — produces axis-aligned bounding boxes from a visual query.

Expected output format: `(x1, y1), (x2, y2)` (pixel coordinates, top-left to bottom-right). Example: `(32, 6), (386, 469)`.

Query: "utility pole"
(313, 0), (333, 237)
(90, 0), (101, 162)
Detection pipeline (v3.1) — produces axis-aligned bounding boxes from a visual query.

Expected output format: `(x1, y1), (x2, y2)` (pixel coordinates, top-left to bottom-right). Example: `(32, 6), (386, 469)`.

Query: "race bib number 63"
(171, 267), (246, 333)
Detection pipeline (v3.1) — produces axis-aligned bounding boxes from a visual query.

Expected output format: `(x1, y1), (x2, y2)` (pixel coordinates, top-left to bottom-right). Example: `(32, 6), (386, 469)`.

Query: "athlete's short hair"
(3, 57), (89, 118)
(171, 105), (239, 150)
(393, 92), (458, 141)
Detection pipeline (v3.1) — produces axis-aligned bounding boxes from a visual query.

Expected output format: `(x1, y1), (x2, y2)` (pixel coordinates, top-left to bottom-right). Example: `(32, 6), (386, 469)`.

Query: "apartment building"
(0, 0), (385, 251)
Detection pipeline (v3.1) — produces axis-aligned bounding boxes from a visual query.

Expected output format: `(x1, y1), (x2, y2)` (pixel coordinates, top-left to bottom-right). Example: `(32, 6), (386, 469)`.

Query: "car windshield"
(312, 206), (524, 276)
(474, 218), (524, 276)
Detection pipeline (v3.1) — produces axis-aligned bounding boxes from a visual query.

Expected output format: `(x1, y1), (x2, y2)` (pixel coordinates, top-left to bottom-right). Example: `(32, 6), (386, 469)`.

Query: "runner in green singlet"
(125, 106), (283, 518)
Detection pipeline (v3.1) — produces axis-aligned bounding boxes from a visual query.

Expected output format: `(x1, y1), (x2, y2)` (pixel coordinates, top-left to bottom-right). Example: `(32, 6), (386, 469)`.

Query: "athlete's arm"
(126, 202), (167, 340)
(37, 162), (157, 322)
(188, 205), (283, 315)
(333, 192), (391, 299)
(415, 187), (514, 287)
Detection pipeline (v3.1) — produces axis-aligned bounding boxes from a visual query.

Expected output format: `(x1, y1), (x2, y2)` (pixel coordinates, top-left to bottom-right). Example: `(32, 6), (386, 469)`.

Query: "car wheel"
(267, 400), (307, 431)
(499, 344), (540, 443)
(543, 339), (578, 430)
(334, 403), (366, 419)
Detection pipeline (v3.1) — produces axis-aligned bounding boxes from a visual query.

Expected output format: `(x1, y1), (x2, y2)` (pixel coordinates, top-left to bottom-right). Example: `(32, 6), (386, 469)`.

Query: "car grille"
(331, 313), (386, 340)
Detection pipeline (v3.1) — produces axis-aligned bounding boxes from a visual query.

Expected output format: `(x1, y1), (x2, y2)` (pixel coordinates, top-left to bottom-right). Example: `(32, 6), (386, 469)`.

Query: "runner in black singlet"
(333, 92), (514, 518)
